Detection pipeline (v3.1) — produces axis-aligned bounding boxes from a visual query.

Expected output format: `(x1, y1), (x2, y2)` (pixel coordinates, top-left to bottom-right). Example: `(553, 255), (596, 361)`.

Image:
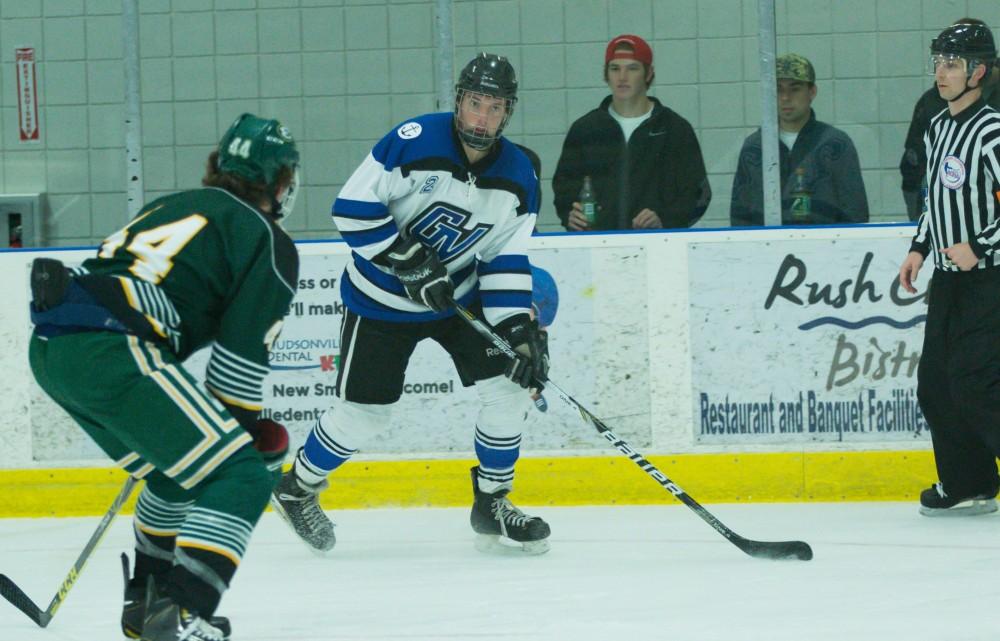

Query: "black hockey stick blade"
(737, 537), (813, 561)
(0, 574), (51, 627)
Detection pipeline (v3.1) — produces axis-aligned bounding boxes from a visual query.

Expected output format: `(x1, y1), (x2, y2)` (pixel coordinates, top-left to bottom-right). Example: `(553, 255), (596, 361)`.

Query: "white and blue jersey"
(332, 112), (539, 326)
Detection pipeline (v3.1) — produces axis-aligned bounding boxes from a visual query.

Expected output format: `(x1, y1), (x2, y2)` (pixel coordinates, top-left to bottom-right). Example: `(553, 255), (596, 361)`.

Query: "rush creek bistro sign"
(688, 238), (929, 444)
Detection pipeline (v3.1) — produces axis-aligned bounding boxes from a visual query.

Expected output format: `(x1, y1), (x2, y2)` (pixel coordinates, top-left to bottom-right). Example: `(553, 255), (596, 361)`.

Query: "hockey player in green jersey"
(28, 113), (300, 641)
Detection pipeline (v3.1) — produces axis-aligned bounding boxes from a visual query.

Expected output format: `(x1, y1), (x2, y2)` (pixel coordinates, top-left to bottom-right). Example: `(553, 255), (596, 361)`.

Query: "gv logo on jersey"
(409, 203), (493, 262)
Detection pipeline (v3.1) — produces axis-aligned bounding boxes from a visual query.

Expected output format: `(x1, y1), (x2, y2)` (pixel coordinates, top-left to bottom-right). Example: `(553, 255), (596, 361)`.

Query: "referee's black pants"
(917, 267), (1000, 499)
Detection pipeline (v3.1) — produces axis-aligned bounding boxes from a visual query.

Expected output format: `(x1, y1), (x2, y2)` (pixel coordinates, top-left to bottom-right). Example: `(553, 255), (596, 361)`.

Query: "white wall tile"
(476, 0), (519, 46)
(521, 0), (562, 45)
(44, 17), (85, 60)
(90, 192), (127, 238)
(44, 0), (83, 17)
(1, 20), (42, 62)
(215, 55), (260, 99)
(697, 0), (743, 38)
(88, 103), (123, 147)
(4, 0), (42, 18)
(563, 0), (607, 43)
(345, 94), (392, 139)
(140, 59), (173, 102)
(139, 13), (172, 57)
(46, 150), (90, 192)
(346, 50), (390, 93)
(174, 102), (218, 145)
(302, 7), (344, 51)
(260, 54), (304, 97)
(88, 147), (124, 191)
(85, 15), (121, 59)
(46, 194), (91, 239)
(87, 60), (124, 104)
(608, 0), (652, 39)
(259, 9), (302, 53)
(522, 45), (566, 90)
(304, 96), (347, 140)
(214, 11), (256, 54)
(389, 48), (434, 94)
(44, 62), (87, 104)
(345, 5), (388, 49)
(174, 11), (217, 56)
(832, 0), (877, 33)
(388, 3), (432, 48)
(303, 52), (346, 95)
(45, 105), (89, 149)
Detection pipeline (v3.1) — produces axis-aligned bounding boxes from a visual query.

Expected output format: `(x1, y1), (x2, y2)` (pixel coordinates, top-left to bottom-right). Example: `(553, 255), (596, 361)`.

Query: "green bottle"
(789, 167), (811, 221)
(580, 175), (598, 226)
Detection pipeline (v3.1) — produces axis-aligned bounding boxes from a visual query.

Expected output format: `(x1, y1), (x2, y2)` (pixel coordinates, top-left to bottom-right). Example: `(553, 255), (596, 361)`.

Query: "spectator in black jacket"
(899, 18), (1000, 221)
(730, 53), (869, 227)
(552, 34), (711, 231)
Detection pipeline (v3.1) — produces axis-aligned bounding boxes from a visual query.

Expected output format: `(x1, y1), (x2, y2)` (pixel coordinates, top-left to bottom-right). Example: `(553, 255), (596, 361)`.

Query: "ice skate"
(120, 554), (230, 640)
(919, 482), (998, 517)
(139, 578), (227, 641)
(470, 466), (550, 555)
(270, 469), (336, 554)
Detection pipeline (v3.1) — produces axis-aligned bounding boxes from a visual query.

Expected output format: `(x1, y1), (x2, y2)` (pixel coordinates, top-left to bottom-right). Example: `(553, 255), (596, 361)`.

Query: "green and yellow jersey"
(77, 187), (298, 418)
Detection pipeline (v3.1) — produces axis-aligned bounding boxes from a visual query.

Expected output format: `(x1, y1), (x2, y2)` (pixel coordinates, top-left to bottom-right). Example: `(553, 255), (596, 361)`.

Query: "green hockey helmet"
(217, 113), (301, 218)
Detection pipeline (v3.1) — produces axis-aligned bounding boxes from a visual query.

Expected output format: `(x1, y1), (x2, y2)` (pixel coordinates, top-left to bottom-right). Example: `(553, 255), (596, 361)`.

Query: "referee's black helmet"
(931, 22), (997, 74)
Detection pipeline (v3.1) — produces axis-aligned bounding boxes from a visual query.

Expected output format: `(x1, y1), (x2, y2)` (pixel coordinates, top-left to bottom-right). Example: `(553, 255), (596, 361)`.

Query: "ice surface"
(0, 502), (997, 640)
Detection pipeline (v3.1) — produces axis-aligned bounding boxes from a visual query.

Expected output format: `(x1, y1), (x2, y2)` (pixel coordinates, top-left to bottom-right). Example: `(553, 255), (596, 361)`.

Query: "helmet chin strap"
(948, 62), (986, 103)
(948, 80), (979, 103)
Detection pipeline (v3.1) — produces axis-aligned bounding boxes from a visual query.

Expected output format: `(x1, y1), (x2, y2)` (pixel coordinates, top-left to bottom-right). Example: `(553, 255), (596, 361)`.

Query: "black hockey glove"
(496, 316), (549, 390)
(385, 237), (454, 312)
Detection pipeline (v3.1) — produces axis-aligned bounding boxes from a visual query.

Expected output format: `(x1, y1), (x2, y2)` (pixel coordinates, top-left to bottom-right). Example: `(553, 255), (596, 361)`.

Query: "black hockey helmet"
(217, 113), (301, 219)
(454, 53), (518, 150)
(930, 22), (997, 78)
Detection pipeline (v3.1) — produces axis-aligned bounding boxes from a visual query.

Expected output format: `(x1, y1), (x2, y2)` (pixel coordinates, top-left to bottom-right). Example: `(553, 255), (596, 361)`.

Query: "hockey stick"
(0, 474), (139, 627)
(452, 303), (813, 561)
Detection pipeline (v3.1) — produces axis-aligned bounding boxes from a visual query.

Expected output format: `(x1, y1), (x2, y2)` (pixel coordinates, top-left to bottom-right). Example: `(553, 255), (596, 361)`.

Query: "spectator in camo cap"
(730, 53), (870, 226)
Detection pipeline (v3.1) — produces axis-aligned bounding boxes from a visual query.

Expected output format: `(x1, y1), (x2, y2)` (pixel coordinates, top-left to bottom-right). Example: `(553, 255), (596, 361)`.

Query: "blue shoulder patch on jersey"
(371, 112), (459, 172)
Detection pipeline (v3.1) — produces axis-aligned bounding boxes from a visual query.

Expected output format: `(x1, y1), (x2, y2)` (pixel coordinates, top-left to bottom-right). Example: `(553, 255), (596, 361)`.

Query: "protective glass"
(927, 53), (969, 76)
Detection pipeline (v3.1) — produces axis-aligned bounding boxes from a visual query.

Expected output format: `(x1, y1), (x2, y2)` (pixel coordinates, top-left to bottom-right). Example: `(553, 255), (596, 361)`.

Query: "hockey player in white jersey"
(271, 53), (551, 554)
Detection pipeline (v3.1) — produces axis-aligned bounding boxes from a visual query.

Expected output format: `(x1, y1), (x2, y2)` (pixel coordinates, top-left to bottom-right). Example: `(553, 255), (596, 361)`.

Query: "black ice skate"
(120, 554), (230, 640)
(270, 470), (336, 554)
(139, 577), (227, 641)
(470, 466), (551, 555)
(919, 482), (998, 517)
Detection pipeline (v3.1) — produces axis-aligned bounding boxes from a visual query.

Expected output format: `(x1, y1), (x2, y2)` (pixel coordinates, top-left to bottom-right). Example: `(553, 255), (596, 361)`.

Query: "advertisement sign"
(15, 48), (39, 142)
(689, 238), (929, 444)
(31, 245), (652, 460)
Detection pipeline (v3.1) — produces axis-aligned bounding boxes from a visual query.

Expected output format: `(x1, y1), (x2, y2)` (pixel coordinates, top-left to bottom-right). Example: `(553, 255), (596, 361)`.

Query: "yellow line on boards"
(0, 451), (936, 518)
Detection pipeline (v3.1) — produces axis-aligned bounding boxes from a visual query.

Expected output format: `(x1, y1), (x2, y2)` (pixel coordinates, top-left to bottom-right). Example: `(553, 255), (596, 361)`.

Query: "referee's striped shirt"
(911, 98), (1000, 271)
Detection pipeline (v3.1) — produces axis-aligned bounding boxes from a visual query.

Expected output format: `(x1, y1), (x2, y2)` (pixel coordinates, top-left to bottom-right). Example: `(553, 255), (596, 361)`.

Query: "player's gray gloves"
(386, 237), (454, 312)
(496, 316), (549, 390)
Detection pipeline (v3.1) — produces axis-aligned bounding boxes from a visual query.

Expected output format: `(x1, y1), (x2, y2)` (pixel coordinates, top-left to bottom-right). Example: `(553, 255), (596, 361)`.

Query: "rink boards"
(0, 224), (934, 516)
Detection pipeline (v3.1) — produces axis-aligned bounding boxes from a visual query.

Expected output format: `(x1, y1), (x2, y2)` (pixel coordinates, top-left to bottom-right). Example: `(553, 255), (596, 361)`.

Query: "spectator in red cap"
(552, 34), (711, 231)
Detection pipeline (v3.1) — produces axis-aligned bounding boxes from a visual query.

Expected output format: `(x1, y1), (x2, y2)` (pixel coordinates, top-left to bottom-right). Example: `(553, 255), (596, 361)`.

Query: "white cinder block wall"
(0, 0), (996, 245)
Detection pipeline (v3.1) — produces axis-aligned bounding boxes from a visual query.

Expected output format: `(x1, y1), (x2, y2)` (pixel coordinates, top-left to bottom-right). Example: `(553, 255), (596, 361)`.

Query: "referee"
(899, 22), (1000, 517)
